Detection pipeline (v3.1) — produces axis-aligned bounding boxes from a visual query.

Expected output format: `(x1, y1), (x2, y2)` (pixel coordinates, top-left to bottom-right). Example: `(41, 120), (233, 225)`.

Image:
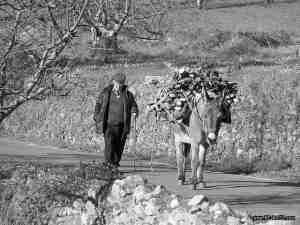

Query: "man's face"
(112, 80), (121, 91)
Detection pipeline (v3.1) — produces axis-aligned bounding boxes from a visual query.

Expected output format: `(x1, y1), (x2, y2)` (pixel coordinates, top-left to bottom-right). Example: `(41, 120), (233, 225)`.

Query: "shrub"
(0, 160), (117, 225)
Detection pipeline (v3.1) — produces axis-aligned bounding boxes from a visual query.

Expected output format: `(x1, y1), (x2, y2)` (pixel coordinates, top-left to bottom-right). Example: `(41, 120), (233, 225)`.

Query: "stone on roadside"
(209, 202), (231, 215)
(188, 194), (208, 207)
(133, 185), (148, 202)
(227, 216), (241, 225)
(133, 203), (146, 217)
(87, 179), (107, 200)
(152, 185), (166, 196)
(85, 201), (97, 216)
(73, 199), (84, 211)
(170, 198), (180, 209)
(144, 198), (161, 216)
(199, 201), (210, 212)
(51, 214), (82, 225)
(107, 179), (132, 203)
(123, 175), (146, 189)
(189, 205), (202, 214)
(133, 185), (152, 202)
(167, 207), (195, 225)
(80, 201), (98, 225)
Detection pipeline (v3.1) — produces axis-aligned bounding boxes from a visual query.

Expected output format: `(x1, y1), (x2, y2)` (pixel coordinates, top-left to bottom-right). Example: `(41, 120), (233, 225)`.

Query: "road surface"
(0, 137), (299, 222)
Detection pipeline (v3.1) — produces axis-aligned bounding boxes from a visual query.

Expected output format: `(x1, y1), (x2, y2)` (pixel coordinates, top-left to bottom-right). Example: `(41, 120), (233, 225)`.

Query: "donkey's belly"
(174, 132), (192, 144)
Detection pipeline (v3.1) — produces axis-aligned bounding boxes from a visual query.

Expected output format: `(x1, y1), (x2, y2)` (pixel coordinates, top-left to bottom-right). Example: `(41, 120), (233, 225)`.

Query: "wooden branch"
(84, 0), (131, 38)
(133, 12), (167, 21)
(126, 34), (162, 41)
(0, 87), (22, 95)
(0, 2), (22, 11)
(0, 11), (21, 66)
(1, 0), (89, 119)
(46, 0), (64, 40)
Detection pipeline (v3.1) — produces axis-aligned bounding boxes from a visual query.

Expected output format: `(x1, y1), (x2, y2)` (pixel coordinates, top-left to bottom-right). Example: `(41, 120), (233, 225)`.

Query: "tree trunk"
(196, 0), (206, 9)
(257, 110), (267, 160)
(0, 113), (5, 124)
(98, 34), (118, 52)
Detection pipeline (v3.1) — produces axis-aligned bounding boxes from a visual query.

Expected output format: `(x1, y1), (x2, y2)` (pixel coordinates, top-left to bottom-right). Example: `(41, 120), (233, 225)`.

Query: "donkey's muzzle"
(207, 132), (217, 144)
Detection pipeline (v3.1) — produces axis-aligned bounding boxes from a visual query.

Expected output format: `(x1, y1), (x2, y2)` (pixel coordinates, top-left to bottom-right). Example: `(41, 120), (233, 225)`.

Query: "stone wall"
(103, 175), (251, 225)
(0, 161), (294, 225)
(47, 174), (254, 225)
(49, 175), (296, 225)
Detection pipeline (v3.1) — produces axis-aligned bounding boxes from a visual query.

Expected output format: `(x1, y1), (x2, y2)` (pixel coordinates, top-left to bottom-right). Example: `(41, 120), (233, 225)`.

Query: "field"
(1, 0), (300, 180)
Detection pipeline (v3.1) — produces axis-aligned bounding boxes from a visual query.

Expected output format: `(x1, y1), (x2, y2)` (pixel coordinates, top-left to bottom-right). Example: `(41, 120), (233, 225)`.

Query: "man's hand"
(95, 123), (102, 135)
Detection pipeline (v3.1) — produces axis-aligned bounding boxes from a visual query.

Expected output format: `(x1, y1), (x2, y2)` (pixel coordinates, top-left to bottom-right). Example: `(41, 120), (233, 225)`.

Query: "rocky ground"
(0, 159), (296, 225)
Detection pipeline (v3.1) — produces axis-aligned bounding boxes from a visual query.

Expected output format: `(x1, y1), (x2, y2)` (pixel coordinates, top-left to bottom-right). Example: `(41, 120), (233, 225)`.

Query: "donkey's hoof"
(198, 182), (207, 189)
(192, 183), (197, 190)
(177, 176), (185, 185)
(178, 179), (184, 185)
(190, 178), (198, 190)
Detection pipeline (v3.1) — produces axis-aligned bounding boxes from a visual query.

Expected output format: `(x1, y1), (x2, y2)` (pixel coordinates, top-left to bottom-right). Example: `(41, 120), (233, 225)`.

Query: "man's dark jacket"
(93, 84), (138, 135)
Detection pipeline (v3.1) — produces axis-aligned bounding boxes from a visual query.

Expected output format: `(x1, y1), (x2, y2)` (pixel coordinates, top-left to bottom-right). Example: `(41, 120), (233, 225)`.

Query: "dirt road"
(0, 137), (299, 222)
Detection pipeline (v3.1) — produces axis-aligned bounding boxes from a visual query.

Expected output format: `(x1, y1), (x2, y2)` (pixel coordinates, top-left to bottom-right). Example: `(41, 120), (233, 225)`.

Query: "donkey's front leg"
(197, 144), (207, 188)
(175, 140), (185, 185)
(191, 143), (199, 190)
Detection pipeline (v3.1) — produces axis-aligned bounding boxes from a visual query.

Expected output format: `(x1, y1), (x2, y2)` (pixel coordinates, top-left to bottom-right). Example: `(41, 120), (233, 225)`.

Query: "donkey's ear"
(220, 89), (227, 103)
(201, 86), (210, 101)
(194, 93), (202, 102)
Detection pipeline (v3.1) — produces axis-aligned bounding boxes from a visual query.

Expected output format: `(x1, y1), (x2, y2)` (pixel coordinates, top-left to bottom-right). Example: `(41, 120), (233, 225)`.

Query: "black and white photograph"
(0, 0), (299, 224)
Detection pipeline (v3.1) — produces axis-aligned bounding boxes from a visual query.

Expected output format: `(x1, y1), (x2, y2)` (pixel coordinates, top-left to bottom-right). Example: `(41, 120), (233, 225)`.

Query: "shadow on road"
(179, 0), (298, 11)
(204, 0), (298, 10)
(203, 180), (300, 189)
(224, 193), (300, 205)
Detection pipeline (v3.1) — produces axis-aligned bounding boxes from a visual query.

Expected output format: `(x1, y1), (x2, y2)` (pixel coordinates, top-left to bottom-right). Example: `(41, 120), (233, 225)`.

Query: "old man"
(94, 71), (139, 170)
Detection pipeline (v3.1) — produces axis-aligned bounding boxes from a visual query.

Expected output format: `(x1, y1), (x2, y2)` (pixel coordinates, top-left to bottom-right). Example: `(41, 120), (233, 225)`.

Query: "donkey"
(173, 89), (231, 190)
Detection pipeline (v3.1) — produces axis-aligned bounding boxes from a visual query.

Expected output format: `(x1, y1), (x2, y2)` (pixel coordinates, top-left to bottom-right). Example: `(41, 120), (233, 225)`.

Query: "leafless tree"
(0, 0), (89, 124)
(264, 0), (274, 6)
(196, 0), (206, 9)
(84, 0), (169, 51)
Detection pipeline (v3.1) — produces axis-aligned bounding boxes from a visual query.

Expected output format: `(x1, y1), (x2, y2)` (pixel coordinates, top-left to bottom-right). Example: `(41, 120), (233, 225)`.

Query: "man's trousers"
(104, 123), (127, 167)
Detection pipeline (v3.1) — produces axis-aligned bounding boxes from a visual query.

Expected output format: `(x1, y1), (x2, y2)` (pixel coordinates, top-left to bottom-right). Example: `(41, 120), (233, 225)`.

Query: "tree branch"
(0, 0), (89, 123)
(46, 0), (64, 40)
(0, 11), (21, 66)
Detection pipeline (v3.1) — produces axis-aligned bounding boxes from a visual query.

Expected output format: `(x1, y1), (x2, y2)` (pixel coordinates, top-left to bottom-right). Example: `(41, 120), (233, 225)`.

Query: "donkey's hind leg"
(175, 141), (185, 185)
(197, 144), (208, 188)
(180, 143), (190, 185)
(191, 143), (200, 190)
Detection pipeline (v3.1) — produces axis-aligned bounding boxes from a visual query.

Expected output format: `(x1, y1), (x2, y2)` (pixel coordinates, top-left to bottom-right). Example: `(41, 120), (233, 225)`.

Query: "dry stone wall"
(102, 175), (253, 225)
(0, 162), (294, 225)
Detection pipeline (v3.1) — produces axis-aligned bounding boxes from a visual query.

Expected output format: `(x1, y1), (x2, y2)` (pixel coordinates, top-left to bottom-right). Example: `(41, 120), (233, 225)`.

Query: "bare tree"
(0, 0), (89, 124)
(196, 0), (206, 9)
(84, 0), (169, 51)
(264, 0), (274, 6)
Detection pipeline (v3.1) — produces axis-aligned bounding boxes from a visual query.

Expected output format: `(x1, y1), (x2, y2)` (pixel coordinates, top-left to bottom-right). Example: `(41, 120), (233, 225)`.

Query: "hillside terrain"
(0, 1), (300, 224)
(1, 0), (300, 179)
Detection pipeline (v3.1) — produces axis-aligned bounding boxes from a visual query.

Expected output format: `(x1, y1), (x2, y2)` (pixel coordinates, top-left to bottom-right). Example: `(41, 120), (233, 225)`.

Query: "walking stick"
(131, 114), (137, 171)
(150, 111), (159, 172)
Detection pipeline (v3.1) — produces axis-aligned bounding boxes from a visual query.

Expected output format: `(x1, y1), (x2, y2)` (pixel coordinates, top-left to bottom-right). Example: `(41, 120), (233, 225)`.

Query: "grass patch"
(0, 159), (119, 225)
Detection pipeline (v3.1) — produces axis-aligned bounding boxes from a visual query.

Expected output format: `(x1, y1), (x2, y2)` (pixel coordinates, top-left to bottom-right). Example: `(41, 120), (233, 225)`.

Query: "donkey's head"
(193, 88), (231, 145)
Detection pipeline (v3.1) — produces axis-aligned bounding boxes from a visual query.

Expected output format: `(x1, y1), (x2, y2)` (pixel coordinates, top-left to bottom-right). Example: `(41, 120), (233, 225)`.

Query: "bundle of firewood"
(148, 66), (238, 115)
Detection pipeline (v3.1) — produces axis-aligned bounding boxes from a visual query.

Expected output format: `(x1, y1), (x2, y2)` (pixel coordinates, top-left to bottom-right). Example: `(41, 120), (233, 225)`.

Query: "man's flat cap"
(112, 71), (126, 84)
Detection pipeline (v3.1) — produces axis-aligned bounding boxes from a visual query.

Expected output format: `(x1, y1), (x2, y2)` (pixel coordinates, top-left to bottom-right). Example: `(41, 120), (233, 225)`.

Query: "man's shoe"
(102, 162), (112, 169)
